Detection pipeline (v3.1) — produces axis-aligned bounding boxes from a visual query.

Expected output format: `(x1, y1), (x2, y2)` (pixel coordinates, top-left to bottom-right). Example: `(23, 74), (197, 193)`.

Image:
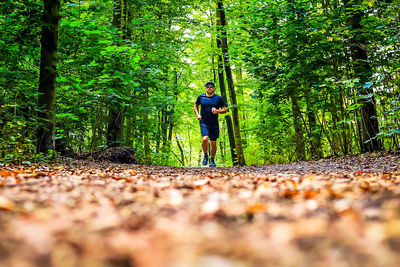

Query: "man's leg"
(209, 140), (217, 167)
(209, 127), (219, 167)
(202, 136), (209, 165)
(210, 141), (217, 158)
(202, 136), (209, 154)
(200, 123), (210, 165)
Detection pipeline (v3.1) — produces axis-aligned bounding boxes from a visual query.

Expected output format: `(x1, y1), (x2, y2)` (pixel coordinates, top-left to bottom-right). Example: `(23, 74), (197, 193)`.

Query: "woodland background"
(1, 0), (400, 166)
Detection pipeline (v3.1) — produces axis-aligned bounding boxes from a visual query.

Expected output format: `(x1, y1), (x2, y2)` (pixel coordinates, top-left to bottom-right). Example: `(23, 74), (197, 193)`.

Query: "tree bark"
(166, 70), (178, 145)
(339, 90), (350, 154)
(215, 20), (237, 165)
(107, 107), (125, 147)
(344, 0), (382, 152)
(37, 0), (60, 153)
(176, 136), (185, 167)
(329, 94), (340, 156)
(291, 95), (306, 161)
(107, 0), (125, 147)
(305, 90), (322, 159)
(144, 87), (151, 165)
(285, 0), (306, 161)
(235, 67), (247, 147)
(216, 0), (245, 166)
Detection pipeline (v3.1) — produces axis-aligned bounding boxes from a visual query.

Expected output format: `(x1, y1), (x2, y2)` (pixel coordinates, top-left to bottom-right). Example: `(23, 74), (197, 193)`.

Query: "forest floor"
(1, 152), (400, 267)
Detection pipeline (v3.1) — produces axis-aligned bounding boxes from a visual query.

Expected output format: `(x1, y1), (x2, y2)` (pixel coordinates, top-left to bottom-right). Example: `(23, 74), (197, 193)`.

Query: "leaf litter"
(1, 152), (400, 266)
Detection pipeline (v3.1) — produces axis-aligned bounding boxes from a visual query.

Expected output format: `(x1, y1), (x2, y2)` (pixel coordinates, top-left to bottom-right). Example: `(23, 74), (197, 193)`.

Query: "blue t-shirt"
(196, 94), (226, 128)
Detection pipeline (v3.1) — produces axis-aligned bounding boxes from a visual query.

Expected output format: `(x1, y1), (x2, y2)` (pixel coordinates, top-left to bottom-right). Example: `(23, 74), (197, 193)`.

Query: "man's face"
(206, 86), (215, 94)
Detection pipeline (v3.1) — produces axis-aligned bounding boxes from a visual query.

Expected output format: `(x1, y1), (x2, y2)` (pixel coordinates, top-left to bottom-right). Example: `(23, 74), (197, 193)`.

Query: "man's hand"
(194, 104), (201, 121)
(211, 107), (218, 114)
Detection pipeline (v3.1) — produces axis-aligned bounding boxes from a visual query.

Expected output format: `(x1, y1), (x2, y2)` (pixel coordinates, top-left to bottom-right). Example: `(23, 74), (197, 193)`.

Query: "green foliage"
(2, 0), (400, 165)
(0, 118), (35, 164)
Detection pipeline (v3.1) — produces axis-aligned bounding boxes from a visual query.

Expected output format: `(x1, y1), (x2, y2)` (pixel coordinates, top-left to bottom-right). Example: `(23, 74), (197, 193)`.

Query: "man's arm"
(194, 104), (201, 120)
(213, 96), (227, 114)
(212, 106), (227, 114)
(219, 106), (227, 114)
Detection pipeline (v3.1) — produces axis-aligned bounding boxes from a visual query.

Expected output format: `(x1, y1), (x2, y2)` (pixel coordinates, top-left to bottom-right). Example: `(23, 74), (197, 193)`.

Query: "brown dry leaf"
(282, 189), (299, 199)
(247, 203), (268, 213)
(359, 180), (370, 191)
(0, 169), (14, 177)
(0, 196), (15, 211)
(303, 189), (320, 199)
(193, 178), (210, 186)
(1, 153), (400, 266)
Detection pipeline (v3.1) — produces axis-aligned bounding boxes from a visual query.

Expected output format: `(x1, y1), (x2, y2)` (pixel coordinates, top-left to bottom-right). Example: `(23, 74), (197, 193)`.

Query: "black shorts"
(200, 123), (219, 141)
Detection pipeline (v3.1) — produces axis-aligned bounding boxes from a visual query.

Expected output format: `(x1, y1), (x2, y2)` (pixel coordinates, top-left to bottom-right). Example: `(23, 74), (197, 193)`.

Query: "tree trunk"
(37, 0), (60, 153)
(107, 107), (125, 147)
(216, 0), (245, 166)
(235, 67), (247, 147)
(176, 136), (185, 167)
(344, 0), (382, 152)
(107, 0), (125, 147)
(215, 19), (237, 165)
(339, 90), (350, 155)
(90, 99), (102, 152)
(160, 108), (168, 148)
(305, 89), (322, 159)
(329, 94), (340, 156)
(219, 124), (225, 164)
(291, 95), (306, 161)
(168, 122), (173, 143)
(144, 87), (151, 165)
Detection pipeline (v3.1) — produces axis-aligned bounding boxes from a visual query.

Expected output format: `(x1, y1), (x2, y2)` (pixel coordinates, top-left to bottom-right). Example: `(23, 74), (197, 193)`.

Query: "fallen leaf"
(0, 196), (15, 211)
(247, 203), (268, 213)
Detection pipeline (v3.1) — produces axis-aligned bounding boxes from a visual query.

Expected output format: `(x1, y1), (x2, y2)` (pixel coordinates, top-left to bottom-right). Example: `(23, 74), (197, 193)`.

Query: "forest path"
(1, 152), (400, 266)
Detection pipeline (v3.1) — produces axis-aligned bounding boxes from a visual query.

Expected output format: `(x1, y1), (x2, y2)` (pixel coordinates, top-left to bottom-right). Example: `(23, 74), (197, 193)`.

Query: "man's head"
(205, 81), (215, 95)
(205, 81), (215, 88)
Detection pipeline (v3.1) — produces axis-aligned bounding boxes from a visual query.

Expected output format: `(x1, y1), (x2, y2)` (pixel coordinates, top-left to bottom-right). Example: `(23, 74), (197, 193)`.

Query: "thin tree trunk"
(144, 87), (151, 165)
(37, 0), (60, 153)
(90, 99), (102, 152)
(291, 95), (306, 161)
(107, 0), (125, 147)
(329, 94), (340, 156)
(216, 0), (245, 166)
(305, 89), (322, 158)
(125, 90), (136, 148)
(188, 127), (192, 165)
(235, 67), (247, 147)
(156, 111), (162, 153)
(176, 136), (185, 167)
(225, 115), (237, 165)
(164, 68), (178, 150)
(215, 24), (237, 165)
(210, 16), (217, 83)
(339, 90), (350, 154)
(344, 0), (382, 152)
(125, 116), (133, 147)
(315, 112), (335, 154)
(160, 109), (168, 148)
(220, 122), (225, 164)
(168, 123), (173, 143)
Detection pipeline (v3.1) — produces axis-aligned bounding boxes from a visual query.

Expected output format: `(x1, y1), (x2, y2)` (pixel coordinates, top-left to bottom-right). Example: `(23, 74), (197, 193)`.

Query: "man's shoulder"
(197, 93), (206, 98)
(214, 94), (224, 102)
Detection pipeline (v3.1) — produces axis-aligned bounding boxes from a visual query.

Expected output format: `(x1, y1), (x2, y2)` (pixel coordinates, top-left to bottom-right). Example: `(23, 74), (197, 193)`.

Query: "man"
(194, 81), (227, 167)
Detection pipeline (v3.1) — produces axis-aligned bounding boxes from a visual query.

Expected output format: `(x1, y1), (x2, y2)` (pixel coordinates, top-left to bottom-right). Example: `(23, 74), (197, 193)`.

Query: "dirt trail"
(1, 152), (400, 266)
